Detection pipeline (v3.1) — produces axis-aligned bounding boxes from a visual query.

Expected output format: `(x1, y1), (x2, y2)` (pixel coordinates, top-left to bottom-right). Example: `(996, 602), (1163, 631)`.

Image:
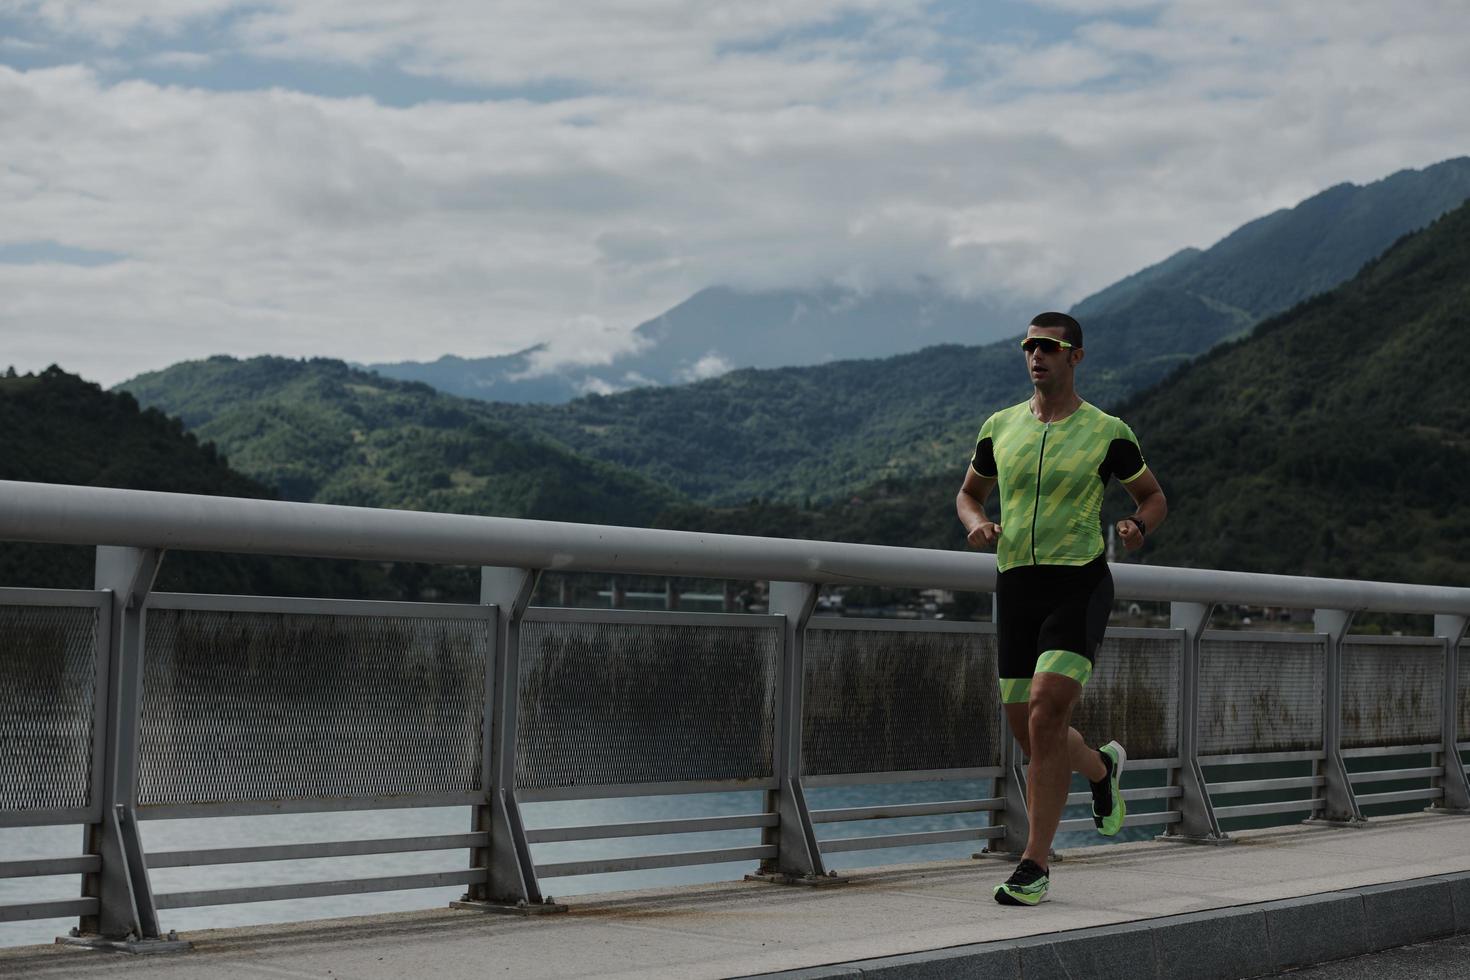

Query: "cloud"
(676, 352), (736, 383)
(145, 50), (212, 69)
(1, 2), (1468, 387)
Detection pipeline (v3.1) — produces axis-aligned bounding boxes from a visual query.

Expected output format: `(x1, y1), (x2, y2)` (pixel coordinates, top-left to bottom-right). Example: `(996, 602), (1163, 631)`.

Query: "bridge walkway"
(1, 812), (1467, 979)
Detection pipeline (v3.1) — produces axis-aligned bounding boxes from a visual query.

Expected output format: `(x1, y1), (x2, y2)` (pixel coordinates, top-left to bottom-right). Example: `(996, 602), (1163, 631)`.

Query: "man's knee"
(1027, 673), (1080, 734)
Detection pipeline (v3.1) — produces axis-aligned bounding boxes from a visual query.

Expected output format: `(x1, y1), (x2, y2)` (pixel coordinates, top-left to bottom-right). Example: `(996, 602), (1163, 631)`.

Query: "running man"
(955, 311), (1167, 906)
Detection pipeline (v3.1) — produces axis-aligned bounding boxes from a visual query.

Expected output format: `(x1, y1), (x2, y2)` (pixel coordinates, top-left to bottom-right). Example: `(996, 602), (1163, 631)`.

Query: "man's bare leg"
(1005, 674), (1102, 867)
(1003, 703), (1108, 796)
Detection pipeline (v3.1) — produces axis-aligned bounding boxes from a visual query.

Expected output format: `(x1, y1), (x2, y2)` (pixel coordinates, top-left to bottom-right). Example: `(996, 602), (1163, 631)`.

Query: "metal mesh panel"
(516, 619), (780, 789)
(802, 628), (999, 777)
(1342, 642), (1442, 749)
(1459, 641), (1469, 746)
(1071, 635), (1179, 761)
(0, 604), (99, 813)
(1199, 637), (1324, 756)
(138, 608), (488, 807)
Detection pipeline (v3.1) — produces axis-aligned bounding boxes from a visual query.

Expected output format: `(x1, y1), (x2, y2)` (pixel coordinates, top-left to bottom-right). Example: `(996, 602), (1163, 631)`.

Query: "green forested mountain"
(662, 199), (1470, 585)
(117, 161), (1470, 540)
(0, 368), (374, 594)
(470, 159), (1470, 504)
(1073, 156), (1470, 392)
(118, 356), (679, 525)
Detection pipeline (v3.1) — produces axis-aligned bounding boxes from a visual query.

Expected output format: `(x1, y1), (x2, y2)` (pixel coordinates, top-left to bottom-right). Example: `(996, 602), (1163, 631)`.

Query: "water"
(0, 775), (1173, 949)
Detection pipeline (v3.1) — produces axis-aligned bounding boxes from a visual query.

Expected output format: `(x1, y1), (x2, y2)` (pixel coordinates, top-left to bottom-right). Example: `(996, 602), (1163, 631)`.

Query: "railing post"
(749, 581), (837, 885)
(1159, 602), (1226, 843)
(1311, 609), (1365, 825)
(1432, 615), (1470, 813)
(453, 566), (564, 914)
(67, 547), (185, 952)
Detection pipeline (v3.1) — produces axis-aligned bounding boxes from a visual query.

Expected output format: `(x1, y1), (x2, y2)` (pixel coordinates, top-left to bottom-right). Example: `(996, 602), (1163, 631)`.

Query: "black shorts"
(995, 554), (1113, 704)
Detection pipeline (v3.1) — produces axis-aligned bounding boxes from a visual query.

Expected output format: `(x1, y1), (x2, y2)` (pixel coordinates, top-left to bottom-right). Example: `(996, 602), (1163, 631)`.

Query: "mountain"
(474, 158), (1470, 503)
(117, 356), (679, 525)
(0, 367), (373, 595)
(662, 199), (1470, 585)
(364, 285), (1032, 403)
(1072, 156), (1470, 391)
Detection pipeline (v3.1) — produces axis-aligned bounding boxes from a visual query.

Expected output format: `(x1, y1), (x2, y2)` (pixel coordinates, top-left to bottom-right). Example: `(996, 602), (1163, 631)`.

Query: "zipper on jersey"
(1031, 422), (1049, 565)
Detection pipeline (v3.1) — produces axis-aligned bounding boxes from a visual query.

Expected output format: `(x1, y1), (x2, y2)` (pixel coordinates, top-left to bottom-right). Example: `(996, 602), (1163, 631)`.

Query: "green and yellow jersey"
(970, 400), (1146, 573)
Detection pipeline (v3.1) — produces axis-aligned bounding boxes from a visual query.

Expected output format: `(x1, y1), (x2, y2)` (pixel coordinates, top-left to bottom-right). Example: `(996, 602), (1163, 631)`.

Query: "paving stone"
(1153, 907), (1268, 980)
(1013, 921), (1158, 980)
(1265, 891), (1369, 971)
(1357, 878), (1456, 949)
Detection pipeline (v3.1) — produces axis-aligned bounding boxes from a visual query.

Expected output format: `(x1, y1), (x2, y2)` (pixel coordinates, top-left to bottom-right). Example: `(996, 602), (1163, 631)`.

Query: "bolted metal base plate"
(744, 871), (847, 887)
(57, 934), (192, 955)
(1152, 832), (1233, 846)
(972, 847), (1061, 863)
(1422, 805), (1470, 817)
(450, 898), (568, 916)
(1301, 817), (1368, 829)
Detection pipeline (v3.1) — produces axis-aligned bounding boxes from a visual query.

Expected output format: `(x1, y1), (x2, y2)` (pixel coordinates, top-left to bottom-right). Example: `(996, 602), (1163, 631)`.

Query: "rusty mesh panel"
(1341, 641), (1442, 750)
(1199, 637), (1324, 756)
(802, 628), (999, 777)
(1071, 635), (1179, 761)
(516, 619), (780, 789)
(0, 604), (99, 813)
(138, 608), (488, 806)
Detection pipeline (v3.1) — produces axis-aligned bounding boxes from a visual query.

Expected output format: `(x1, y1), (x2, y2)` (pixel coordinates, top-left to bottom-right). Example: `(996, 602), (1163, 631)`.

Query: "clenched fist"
(967, 521), (1002, 549)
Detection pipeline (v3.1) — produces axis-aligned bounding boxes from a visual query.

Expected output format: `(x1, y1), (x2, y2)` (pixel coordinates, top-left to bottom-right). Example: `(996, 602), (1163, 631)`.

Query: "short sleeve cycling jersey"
(970, 400), (1146, 573)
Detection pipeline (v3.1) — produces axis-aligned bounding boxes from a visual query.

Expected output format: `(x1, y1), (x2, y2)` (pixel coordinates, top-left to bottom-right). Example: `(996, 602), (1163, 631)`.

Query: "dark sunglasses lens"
(1023, 339), (1061, 354)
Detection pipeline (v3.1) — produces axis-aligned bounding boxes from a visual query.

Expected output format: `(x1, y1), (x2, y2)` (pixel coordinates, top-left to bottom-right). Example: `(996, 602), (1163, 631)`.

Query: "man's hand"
(1116, 518), (1145, 551)
(967, 521), (1002, 549)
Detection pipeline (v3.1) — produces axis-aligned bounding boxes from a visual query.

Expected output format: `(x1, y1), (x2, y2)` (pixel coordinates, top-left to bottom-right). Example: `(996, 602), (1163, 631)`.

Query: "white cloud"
(676, 352), (736, 383)
(1, 2), (1468, 386)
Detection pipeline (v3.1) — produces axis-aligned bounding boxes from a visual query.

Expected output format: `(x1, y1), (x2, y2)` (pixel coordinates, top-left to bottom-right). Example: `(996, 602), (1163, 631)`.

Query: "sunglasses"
(1020, 336), (1076, 355)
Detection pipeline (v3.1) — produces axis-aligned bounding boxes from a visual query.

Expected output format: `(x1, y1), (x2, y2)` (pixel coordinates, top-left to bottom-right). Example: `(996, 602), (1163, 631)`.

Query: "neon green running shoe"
(993, 858), (1049, 906)
(1091, 740), (1127, 837)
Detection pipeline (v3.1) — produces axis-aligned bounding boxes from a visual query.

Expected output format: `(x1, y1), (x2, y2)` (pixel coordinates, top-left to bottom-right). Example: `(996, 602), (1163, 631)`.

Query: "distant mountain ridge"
(659, 197), (1470, 584)
(119, 158), (1470, 516)
(366, 158), (1470, 408)
(1072, 157), (1470, 391)
(364, 285), (1033, 403)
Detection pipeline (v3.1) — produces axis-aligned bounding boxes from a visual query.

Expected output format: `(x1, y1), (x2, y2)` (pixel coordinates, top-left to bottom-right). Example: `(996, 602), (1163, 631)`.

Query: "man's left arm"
(1117, 469), (1166, 552)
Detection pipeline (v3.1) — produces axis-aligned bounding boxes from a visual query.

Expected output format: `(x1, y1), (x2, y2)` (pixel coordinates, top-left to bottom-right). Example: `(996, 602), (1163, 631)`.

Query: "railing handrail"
(2, 479), (1469, 616)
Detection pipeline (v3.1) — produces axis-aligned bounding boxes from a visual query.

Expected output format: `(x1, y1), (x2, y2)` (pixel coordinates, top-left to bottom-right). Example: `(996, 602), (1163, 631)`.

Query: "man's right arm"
(957, 467), (1000, 549)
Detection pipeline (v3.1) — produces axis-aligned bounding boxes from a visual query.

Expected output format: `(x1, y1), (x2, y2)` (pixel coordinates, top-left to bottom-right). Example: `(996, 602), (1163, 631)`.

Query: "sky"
(2, 0), (1468, 387)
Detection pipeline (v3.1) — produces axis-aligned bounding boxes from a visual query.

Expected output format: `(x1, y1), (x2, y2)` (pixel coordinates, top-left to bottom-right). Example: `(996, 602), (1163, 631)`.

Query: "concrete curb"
(752, 871), (1470, 979)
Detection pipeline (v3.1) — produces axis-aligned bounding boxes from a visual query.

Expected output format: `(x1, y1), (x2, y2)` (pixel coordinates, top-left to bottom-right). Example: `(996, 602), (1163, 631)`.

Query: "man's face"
(1023, 325), (1078, 390)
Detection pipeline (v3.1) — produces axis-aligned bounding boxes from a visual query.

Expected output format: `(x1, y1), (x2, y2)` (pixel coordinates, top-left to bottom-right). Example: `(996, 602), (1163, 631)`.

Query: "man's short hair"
(1030, 311), (1082, 348)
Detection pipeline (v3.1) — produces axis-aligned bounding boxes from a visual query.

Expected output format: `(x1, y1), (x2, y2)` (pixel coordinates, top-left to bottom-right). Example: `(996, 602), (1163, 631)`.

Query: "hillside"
(473, 159), (1470, 503)
(121, 159), (1470, 513)
(1073, 156), (1470, 391)
(0, 368), (373, 595)
(662, 199), (1470, 585)
(118, 357), (679, 525)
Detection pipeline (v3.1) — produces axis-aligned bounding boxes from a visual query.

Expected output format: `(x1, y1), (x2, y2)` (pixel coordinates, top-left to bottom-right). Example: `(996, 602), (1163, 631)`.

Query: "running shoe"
(993, 858), (1049, 906)
(1091, 740), (1127, 836)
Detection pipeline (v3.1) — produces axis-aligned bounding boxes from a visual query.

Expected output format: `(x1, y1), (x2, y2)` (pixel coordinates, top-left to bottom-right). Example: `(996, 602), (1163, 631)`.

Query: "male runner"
(955, 311), (1167, 906)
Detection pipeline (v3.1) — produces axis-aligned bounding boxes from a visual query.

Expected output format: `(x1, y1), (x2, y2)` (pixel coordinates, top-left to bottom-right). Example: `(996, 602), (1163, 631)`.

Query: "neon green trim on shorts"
(1000, 677), (1032, 704)
(1035, 649), (1093, 687)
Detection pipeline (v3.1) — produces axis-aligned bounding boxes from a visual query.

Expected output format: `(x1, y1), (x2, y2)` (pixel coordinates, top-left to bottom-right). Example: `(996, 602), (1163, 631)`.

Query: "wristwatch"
(1125, 516), (1147, 537)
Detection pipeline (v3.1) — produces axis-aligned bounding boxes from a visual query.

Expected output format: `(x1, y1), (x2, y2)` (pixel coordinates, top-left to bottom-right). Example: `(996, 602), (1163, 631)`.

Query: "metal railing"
(1, 479), (1468, 948)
